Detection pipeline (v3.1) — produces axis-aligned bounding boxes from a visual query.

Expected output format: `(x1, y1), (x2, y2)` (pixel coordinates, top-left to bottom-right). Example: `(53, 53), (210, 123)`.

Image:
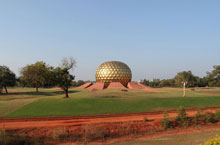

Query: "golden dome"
(96, 61), (132, 88)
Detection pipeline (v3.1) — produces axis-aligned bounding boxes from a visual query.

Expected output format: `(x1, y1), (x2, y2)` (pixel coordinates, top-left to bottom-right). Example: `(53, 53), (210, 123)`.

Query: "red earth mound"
(127, 82), (143, 89)
(127, 82), (158, 92)
(76, 82), (92, 89)
(88, 82), (104, 91)
(107, 82), (127, 89)
(138, 83), (158, 92)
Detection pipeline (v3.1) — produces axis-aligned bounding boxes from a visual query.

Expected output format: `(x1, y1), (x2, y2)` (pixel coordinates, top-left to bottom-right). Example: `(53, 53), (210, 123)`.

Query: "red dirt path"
(1, 107), (220, 130)
(1, 107), (220, 144)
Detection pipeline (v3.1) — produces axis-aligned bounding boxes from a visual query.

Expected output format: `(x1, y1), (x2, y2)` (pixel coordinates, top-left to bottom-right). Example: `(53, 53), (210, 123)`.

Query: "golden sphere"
(96, 61), (132, 87)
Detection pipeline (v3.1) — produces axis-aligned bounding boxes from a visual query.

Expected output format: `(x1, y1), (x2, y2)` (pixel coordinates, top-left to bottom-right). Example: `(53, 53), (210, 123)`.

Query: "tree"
(55, 57), (76, 98)
(140, 79), (150, 86)
(0, 66), (16, 94)
(174, 71), (197, 87)
(150, 79), (161, 88)
(206, 65), (220, 87)
(159, 79), (175, 87)
(194, 76), (208, 87)
(20, 61), (53, 92)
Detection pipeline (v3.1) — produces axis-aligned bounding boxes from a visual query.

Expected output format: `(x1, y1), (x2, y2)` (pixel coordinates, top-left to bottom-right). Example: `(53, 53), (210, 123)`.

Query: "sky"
(0, 0), (220, 81)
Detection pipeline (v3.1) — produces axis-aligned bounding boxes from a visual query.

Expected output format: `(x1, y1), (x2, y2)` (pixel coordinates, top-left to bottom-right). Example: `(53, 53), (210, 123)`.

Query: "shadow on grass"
(0, 90), (80, 96)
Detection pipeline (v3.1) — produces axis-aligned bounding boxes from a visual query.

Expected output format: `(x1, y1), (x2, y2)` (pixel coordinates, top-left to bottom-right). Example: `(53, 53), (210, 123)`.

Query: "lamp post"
(182, 81), (187, 97)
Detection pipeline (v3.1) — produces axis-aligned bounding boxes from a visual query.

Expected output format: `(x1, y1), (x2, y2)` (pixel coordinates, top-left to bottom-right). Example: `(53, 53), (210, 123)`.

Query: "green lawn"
(1, 87), (220, 118)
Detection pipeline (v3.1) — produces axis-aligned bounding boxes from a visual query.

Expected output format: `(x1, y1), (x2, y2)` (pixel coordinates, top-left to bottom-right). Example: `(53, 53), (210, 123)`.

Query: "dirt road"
(1, 107), (219, 130)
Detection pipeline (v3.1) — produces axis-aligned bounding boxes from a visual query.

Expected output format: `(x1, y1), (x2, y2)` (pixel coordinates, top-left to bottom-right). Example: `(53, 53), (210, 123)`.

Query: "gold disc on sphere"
(96, 61), (132, 88)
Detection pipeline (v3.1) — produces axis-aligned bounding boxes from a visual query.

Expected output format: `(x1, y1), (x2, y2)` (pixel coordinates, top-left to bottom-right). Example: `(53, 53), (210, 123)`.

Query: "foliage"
(140, 79), (150, 86)
(175, 106), (190, 126)
(176, 106), (187, 121)
(0, 65), (16, 94)
(159, 79), (176, 87)
(199, 135), (220, 145)
(55, 57), (76, 98)
(150, 79), (161, 88)
(174, 71), (196, 87)
(207, 65), (220, 87)
(204, 112), (216, 123)
(193, 108), (203, 124)
(161, 112), (173, 130)
(20, 61), (55, 92)
(215, 110), (220, 121)
(194, 76), (208, 87)
(140, 69), (210, 88)
(141, 78), (175, 88)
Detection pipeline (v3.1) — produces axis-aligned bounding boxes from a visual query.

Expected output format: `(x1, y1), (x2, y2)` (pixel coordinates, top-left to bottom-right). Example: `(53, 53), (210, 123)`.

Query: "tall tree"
(174, 71), (196, 87)
(206, 65), (220, 87)
(55, 57), (76, 98)
(20, 61), (52, 92)
(0, 66), (16, 94)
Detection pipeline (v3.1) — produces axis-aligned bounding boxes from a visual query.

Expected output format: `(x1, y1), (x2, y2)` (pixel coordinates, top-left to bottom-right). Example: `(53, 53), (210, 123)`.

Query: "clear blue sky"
(0, 0), (219, 81)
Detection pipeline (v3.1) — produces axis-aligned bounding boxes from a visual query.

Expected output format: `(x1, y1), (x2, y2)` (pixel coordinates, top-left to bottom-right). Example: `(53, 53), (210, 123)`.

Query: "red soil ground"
(127, 82), (158, 92)
(1, 107), (220, 144)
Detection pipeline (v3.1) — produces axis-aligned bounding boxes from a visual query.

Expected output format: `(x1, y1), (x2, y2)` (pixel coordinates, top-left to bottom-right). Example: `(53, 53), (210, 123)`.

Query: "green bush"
(161, 112), (173, 130)
(193, 108), (203, 124)
(175, 106), (190, 127)
(204, 111), (216, 123)
(215, 110), (220, 121)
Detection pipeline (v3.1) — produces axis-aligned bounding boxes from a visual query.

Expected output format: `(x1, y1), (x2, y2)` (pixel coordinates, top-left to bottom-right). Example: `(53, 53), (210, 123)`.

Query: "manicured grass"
(2, 87), (220, 118)
(5, 94), (220, 118)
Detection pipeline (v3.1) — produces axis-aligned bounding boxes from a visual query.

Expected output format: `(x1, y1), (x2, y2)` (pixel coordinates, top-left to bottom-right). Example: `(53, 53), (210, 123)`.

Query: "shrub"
(175, 106), (189, 127)
(161, 112), (173, 130)
(193, 108), (203, 124)
(204, 111), (216, 123)
(215, 110), (220, 121)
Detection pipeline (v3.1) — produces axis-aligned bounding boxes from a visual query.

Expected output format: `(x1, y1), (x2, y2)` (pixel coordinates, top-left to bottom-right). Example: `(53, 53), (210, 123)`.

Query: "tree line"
(0, 57), (79, 98)
(1, 62), (220, 95)
(140, 65), (220, 88)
